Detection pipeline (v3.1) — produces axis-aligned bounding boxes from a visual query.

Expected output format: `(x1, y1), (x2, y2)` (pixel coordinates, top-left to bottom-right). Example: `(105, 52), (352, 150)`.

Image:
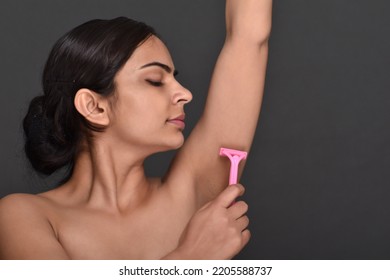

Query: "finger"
(228, 200), (248, 219)
(241, 229), (251, 247)
(235, 215), (249, 231)
(214, 184), (245, 208)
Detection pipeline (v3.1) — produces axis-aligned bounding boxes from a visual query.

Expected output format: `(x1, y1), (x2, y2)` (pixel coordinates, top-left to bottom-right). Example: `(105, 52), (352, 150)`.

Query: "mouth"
(167, 114), (186, 130)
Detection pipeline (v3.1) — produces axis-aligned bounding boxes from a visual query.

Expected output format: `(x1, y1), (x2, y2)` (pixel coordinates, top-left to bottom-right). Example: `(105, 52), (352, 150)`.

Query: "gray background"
(1, 0), (390, 259)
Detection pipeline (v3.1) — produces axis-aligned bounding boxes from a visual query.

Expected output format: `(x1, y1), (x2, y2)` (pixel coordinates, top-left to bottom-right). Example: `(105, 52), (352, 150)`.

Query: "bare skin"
(0, 0), (272, 260)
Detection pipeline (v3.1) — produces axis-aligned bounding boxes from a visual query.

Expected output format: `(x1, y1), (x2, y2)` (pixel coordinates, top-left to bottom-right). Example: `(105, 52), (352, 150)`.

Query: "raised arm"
(166, 0), (272, 204)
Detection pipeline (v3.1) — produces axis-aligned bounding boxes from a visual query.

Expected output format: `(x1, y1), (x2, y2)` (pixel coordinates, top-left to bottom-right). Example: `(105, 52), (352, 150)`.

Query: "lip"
(167, 114), (186, 129)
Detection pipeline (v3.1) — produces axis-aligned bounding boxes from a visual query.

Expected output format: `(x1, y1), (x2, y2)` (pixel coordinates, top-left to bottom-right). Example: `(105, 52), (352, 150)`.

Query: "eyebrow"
(140, 61), (178, 76)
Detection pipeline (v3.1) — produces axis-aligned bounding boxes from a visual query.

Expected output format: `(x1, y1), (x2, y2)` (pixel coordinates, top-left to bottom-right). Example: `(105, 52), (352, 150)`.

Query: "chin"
(169, 135), (185, 150)
(172, 137), (185, 149)
(158, 134), (185, 151)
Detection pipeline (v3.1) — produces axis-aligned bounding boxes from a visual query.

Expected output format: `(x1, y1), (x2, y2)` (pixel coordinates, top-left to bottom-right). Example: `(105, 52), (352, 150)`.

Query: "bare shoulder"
(0, 193), (52, 241)
(0, 193), (68, 259)
(0, 193), (51, 217)
(0, 193), (44, 215)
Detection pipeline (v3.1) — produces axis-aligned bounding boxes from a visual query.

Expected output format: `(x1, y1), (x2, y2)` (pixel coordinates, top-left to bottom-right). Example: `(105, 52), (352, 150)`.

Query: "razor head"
(219, 147), (248, 160)
(219, 147), (248, 185)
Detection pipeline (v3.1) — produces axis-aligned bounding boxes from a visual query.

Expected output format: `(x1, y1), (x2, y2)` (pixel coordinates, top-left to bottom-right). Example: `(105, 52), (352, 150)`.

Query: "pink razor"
(219, 147), (248, 185)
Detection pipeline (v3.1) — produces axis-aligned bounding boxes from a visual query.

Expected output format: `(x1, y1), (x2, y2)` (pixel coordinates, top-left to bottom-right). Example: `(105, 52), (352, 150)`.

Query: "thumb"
(214, 184), (245, 208)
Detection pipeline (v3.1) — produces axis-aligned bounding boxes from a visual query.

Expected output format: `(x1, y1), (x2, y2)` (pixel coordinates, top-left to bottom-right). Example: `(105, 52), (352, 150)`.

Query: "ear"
(74, 88), (110, 127)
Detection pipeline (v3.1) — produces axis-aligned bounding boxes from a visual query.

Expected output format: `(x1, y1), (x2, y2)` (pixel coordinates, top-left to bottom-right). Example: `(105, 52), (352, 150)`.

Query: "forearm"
(226, 0), (273, 44)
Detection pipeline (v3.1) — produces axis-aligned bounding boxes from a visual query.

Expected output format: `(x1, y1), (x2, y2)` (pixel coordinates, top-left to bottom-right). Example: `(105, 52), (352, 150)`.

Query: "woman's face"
(108, 36), (192, 153)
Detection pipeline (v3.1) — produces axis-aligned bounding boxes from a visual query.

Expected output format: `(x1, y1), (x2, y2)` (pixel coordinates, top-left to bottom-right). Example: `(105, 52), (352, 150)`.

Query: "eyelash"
(146, 80), (163, 87)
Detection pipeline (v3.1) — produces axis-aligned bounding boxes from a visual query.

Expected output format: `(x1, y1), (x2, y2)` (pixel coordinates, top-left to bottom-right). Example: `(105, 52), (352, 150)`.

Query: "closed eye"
(146, 80), (163, 87)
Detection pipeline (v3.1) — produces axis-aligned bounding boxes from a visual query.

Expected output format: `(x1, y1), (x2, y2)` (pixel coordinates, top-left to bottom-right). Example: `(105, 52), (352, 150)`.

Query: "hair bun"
(23, 95), (75, 175)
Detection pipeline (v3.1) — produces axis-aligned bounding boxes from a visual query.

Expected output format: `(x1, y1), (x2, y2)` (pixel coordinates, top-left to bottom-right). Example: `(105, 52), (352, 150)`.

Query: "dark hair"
(23, 17), (156, 180)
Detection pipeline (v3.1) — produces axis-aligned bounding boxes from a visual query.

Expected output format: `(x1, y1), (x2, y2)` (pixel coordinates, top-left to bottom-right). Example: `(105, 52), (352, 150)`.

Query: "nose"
(172, 81), (193, 105)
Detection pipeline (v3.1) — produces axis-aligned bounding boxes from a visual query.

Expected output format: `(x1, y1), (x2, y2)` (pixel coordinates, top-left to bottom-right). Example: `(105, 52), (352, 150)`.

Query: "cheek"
(115, 95), (167, 135)
(132, 97), (166, 126)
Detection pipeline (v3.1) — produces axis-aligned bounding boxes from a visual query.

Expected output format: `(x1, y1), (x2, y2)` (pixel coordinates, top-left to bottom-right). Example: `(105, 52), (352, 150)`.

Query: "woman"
(0, 0), (272, 259)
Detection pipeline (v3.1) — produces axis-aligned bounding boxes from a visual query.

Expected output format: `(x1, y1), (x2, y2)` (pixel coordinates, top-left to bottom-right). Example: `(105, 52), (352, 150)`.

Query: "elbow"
(226, 23), (272, 48)
(257, 33), (271, 48)
(226, 30), (271, 50)
(225, 0), (273, 47)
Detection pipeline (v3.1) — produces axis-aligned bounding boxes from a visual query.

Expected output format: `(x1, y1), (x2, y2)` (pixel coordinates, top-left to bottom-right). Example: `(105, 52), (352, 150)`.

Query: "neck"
(66, 139), (154, 212)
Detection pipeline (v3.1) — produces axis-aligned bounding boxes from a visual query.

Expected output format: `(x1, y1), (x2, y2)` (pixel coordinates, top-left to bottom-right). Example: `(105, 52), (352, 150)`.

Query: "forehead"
(123, 35), (174, 71)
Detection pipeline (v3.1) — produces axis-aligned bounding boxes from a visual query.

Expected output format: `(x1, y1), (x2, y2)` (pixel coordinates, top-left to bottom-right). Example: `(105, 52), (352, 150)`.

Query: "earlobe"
(74, 89), (110, 127)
